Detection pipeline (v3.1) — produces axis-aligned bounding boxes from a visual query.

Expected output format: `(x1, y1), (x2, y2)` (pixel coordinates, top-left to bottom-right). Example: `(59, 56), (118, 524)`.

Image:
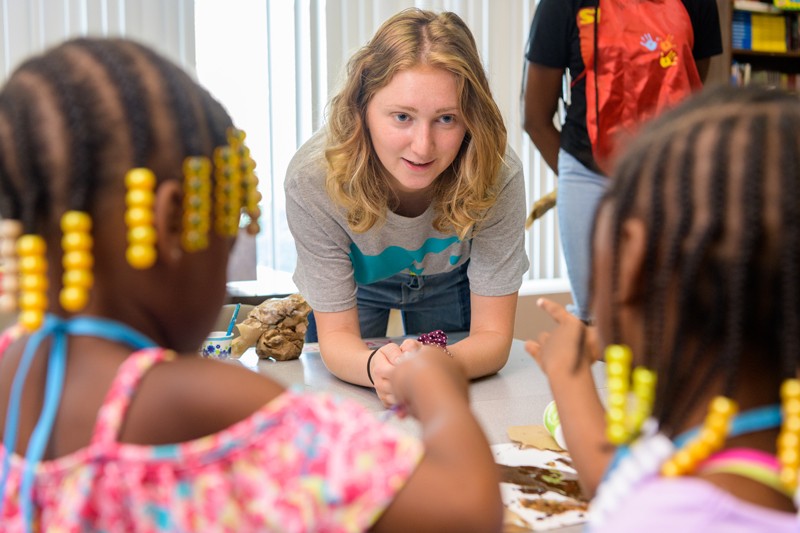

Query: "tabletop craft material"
(508, 425), (564, 452)
(231, 294), (311, 360)
(493, 443), (588, 531)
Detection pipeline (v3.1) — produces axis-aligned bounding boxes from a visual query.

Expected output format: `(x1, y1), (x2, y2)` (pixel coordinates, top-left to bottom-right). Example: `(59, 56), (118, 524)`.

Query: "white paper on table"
(493, 442), (589, 531)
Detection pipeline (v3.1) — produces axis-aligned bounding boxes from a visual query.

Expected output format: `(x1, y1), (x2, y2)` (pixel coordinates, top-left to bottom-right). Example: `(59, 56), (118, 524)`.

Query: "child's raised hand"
(525, 298), (595, 378)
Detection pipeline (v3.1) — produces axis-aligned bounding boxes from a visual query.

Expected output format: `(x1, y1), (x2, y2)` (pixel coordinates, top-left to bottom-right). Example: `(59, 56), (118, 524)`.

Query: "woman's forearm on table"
(449, 330), (513, 379)
(318, 332), (374, 386)
(448, 292), (517, 378)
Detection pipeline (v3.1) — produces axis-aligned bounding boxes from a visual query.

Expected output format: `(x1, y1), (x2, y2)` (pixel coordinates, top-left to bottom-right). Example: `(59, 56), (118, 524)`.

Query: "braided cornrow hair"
(0, 37), (236, 319)
(600, 85), (800, 435)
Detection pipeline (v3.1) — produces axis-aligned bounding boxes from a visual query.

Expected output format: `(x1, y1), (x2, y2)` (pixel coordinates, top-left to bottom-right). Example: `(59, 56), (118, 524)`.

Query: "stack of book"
(733, 1), (800, 52)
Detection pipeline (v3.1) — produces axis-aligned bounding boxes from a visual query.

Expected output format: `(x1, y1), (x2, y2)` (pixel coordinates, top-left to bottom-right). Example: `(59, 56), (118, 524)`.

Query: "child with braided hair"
(0, 38), (502, 532)
(526, 85), (799, 530)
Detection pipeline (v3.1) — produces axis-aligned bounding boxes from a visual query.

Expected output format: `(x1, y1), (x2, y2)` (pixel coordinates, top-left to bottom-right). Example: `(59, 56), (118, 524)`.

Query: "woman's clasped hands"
(371, 338), (462, 409)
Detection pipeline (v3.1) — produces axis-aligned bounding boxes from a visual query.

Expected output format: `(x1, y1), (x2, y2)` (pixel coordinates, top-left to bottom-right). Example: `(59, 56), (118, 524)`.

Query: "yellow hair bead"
(61, 232), (92, 251)
(124, 168), (157, 269)
(63, 251), (93, 270)
(19, 255), (47, 274)
(61, 210), (91, 232)
(17, 235), (45, 256)
(630, 366), (657, 435)
(59, 286), (88, 312)
(661, 460), (682, 478)
(125, 207), (154, 228)
(19, 309), (43, 331)
(17, 234), (47, 331)
(698, 427), (725, 449)
(181, 156), (211, 252)
(126, 244), (157, 270)
(661, 395), (738, 477)
(20, 274), (48, 292)
(227, 127), (246, 145)
(59, 210), (94, 313)
(125, 167), (156, 189)
(213, 147), (234, 237)
(231, 128), (261, 236)
(62, 269), (93, 288)
(605, 344), (633, 445)
(20, 291), (48, 310)
(128, 226), (157, 245)
(125, 188), (155, 208)
(778, 378), (800, 492)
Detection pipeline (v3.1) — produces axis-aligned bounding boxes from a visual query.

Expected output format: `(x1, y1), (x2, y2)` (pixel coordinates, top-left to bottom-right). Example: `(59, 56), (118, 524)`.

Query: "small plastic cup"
(543, 400), (568, 450)
(200, 330), (234, 360)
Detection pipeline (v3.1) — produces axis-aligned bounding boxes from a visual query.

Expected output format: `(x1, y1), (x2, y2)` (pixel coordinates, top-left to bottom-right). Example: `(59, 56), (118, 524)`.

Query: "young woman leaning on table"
(285, 8), (528, 407)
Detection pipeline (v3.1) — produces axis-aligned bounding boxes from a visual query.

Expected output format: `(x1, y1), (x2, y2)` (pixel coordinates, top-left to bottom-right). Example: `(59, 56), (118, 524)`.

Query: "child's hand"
(371, 339), (435, 407)
(525, 298), (595, 378)
(389, 345), (468, 420)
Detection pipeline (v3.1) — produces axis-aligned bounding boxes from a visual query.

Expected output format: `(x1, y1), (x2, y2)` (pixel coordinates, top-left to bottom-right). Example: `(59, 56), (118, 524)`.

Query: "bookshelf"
(731, 0), (800, 90)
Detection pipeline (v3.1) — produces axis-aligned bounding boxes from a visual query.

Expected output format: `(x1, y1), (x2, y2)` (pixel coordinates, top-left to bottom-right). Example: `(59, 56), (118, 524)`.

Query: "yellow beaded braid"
(778, 378), (800, 491)
(229, 128), (261, 236)
(213, 145), (241, 238)
(605, 344), (633, 445)
(181, 156), (212, 252)
(630, 366), (657, 435)
(59, 211), (93, 312)
(661, 396), (738, 477)
(604, 344), (657, 445)
(17, 234), (47, 331)
(124, 168), (157, 269)
(242, 154), (261, 235)
(0, 220), (23, 313)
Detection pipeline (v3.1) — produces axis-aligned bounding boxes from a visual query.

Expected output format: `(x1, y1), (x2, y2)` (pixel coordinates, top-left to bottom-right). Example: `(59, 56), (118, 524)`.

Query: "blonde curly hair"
(325, 8), (507, 240)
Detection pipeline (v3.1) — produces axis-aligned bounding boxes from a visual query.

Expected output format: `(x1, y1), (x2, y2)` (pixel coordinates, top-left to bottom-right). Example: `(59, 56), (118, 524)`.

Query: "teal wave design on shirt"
(349, 236), (461, 284)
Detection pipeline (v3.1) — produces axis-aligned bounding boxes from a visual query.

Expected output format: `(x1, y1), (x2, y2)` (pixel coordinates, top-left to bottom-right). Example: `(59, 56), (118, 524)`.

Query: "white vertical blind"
(0, 0), (566, 288)
(0, 0), (194, 80)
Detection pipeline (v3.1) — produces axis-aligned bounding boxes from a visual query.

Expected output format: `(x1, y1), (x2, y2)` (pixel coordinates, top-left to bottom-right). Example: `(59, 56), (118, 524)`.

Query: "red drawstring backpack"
(576, 0), (703, 174)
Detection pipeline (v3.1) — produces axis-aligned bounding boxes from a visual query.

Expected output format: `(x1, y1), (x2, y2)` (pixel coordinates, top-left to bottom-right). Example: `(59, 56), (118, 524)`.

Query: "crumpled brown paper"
(230, 294), (312, 360)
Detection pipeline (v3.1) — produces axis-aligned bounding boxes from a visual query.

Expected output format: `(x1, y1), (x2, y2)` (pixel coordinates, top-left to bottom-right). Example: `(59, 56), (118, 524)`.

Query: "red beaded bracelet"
(417, 330), (452, 357)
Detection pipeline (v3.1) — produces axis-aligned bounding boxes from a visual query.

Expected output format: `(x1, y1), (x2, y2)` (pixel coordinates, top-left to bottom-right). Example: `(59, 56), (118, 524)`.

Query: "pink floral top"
(0, 345), (424, 532)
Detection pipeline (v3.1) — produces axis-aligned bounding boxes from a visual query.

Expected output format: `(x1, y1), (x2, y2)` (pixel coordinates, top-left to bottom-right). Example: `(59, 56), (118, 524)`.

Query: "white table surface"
(235, 337), (607, 532)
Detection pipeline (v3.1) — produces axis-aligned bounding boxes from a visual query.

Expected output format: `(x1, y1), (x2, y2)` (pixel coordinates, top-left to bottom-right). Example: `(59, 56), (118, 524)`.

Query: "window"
(194, 0), (567, 293)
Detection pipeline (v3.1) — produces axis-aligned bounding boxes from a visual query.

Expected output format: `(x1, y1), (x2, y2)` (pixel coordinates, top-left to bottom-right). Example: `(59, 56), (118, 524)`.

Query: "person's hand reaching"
(371, 338), (448, 407)
(389, 345), (469, 420)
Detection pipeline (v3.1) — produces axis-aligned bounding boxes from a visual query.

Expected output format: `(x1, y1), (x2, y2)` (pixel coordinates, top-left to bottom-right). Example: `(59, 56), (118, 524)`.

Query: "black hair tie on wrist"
(366, 348), (380, 385)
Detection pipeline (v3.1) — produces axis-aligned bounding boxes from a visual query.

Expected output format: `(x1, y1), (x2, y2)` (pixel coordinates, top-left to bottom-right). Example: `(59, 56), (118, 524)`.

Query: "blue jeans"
(305, 261), (471, 341)
(557, 149), (608, 322)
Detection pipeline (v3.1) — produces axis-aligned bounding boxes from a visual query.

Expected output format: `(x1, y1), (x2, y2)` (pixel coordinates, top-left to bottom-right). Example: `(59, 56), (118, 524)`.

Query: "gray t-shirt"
(285, 129), (529, 313)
